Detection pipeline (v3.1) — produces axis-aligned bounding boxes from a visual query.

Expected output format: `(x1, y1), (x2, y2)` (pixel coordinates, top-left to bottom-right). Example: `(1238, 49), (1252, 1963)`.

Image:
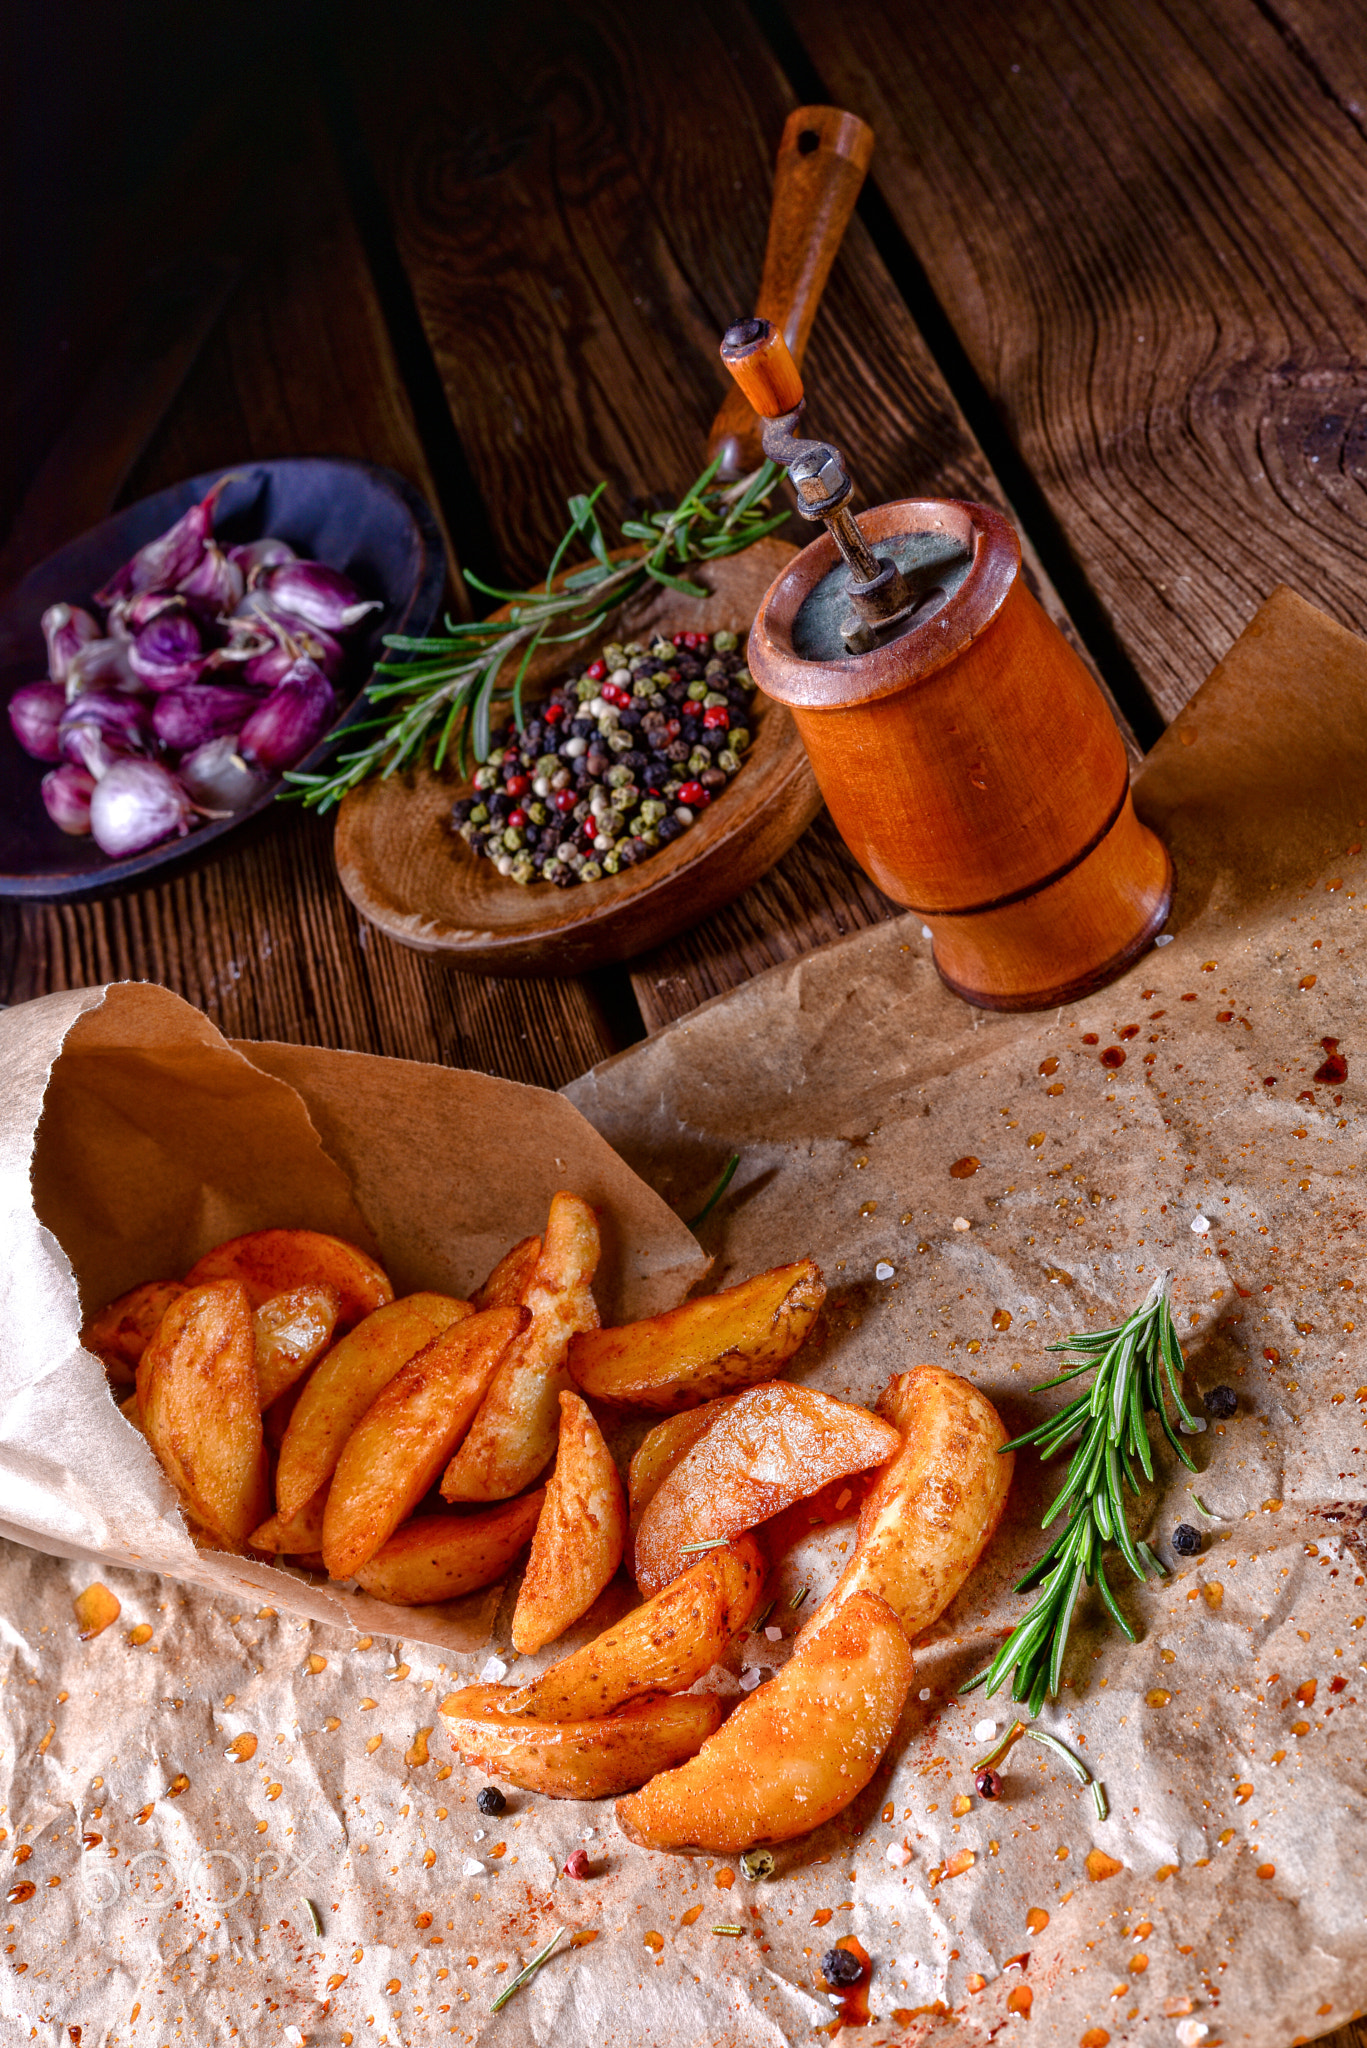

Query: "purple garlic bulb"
(177, 542), (244, 612)
(229, 536), (297, 579)
(127, 610), (206, 690)
(42, 763), (97, 835)
(41, 603), (100, 684)
(94, 472), (240, 605)
(8, 682), (66, 762)
(238, 657), (336, 771)
(59, 693), (154, 779)
(64, 636), (138, 698)
(254, 560), (381, 633)
(151, 681), (264, 753)
(178, 736), (270, 813)
(89, 759), (195, 857)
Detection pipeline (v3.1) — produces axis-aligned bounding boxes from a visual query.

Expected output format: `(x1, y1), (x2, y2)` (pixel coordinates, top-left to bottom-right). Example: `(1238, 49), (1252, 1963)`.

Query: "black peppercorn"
(821, 1947), (865, 1987)
(476, 1785), (506, 1815)
(974, 1767), (1003, 1799)
(1172, 1522), (1202, 1556)
(657, 815), (684, 843)
(1203, 1384), (1238, 1418)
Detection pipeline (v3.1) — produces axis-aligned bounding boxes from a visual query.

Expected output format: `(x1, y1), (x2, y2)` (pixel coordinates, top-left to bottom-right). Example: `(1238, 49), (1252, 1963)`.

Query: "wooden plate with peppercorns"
(332, 539), (821, 974)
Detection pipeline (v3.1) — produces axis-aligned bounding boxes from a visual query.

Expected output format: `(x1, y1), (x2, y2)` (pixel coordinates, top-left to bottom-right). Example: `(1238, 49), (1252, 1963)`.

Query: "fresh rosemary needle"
(286, 458), (785, 812)
(961, 1271), (1199, 1714)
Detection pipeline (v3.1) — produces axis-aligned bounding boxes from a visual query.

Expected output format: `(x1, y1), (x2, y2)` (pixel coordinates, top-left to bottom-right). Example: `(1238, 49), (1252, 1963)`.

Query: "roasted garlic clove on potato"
(616, 1591), (913, 1852)
(798, 1365), (1013, 1648)
(252, 1284), (340, 1409)
(511, 1391), (626, 1654)
(82, 1278), (186, 1385)
(354, 1491), (544, 1605)
(441, 1192), (600, 1503)
(568, 1259), (825, 1412)
(321, 1304), (528, 1580)
(275, 1292), (473, 1520)
(438, 1685), (724, 1800)
(504, 1533), (764, 1722)
(184, 1228), (393, 1330)
(139, 1280), (268, 1546)
(632, 1382), (900, 1596)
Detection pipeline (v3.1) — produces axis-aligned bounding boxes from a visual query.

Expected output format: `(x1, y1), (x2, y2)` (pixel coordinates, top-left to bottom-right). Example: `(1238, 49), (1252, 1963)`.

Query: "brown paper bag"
(0, 981), (706, 1651)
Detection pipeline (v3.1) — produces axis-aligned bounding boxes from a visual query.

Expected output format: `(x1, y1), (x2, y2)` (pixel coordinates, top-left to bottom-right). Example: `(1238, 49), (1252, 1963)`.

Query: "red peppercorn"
(544, 703), (565, 724)
(678, 780), (710, 806)
(974, 1767), (1003, 1799)
(562, 1848), (591, 1880)
(702, 704), (729, 729)
(553, 789), (577, 813)
(672, 632), (688, 647)
(680, 698), (701, 716)
(504, 773), (530, 796)
(507, 807), (528, 830)
(664, 719), (681, 740)
(587, 659), (607, 681)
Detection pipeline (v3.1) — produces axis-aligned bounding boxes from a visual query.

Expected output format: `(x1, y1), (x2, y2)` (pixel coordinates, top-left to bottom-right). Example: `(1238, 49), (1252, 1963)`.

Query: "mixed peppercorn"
(448, 629), (756, 886)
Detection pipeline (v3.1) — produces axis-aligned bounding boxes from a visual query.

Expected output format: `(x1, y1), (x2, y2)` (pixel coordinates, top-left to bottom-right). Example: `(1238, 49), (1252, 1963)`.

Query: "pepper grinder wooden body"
(747, 497), (1172, 1010)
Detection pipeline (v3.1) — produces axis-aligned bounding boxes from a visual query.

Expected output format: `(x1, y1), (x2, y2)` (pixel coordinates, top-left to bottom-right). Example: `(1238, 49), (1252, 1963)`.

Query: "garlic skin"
(178, 736), (270, 813)
(255, 560), (382, 634)
(177, 542), (244, 612)
(64, 637), (138, 699)
(58, 693), (155, 779)
(230, 536), (297, 578)
(40, 603), (100, 684)
(41, 763), (97, 835)
(94, 473), (240, 606)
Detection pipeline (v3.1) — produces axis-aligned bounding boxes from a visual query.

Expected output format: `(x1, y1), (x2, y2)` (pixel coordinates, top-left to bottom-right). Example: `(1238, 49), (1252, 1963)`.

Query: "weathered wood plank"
(788, 0), (1367, 718)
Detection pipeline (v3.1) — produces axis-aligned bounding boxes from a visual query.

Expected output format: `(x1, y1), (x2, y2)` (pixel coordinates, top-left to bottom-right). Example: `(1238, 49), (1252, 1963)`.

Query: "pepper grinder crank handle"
(720, 317), (921, 652)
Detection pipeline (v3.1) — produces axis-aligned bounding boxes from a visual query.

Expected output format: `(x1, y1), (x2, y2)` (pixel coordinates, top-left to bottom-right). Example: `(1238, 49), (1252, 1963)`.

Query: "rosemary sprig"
(961, 1272), (1200, 1715)
(286, 458), (786, 812)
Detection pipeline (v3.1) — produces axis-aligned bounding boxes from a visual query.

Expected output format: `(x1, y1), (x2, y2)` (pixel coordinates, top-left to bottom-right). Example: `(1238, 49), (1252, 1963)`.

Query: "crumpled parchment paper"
(3, 587), (1366, 2048)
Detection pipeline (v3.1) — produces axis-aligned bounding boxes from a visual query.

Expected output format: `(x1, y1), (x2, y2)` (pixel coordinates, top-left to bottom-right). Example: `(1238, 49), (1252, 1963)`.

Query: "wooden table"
(4, 8), (1366, 2030)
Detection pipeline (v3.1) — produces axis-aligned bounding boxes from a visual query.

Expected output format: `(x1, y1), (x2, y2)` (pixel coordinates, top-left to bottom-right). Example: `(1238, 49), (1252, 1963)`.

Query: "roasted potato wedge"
(441, 1192), (600, 1502)
(184, 1229), (393, 1330)
(628, 1406), (724, 1526)
(616, 1591), (912, 1851)
(248, 1486), (329, 1556)
(504, 1534), (764, 1721)
(633, 1382), (900, 1596)
(252, 1285), (340, 1409)
(799, 1366), (1013, 1647)
(82, 1279), (186, 1384)
(354, 1492), (544, 1605)
(322, 1304), (527, 1580)
(275, 1292), (472, 1519)
(568, 1259), (825, 1412)
(511, 1392), (627, 1654)
(472, 1235), (541, 1311)
(139, 1281), (267, 1546)
(438, 1685), (723, 1800)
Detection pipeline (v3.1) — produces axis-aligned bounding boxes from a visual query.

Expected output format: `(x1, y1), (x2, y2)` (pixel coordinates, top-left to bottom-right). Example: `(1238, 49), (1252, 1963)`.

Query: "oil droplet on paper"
(74, 1584), (120, 1639)
(811, 1907), (833, 1925)
(305, 1653), (327, 1675)
(715, 1868), (735, 1890)
(1086, 1849), (1124, 1882)
(7, 1881), (36, 1904)
(225, 1734), (257, 1762)
(992, 1308), (1013, 1330)
(1027, 1908), (1050, 1934)
(406, 1728), (431, 1767)
(166, 1774), (189, 1798)
(950, 1157), (980, 1179)
(643, 1930), (664, 1952)
(1081, 2030), (1110, 2047)
(127, 1623), (153, 1646)
(680, 1906), (703, 1927)
(1146, 1688), (1172, 1708)
(1007, 1986), (1034, 2017)
(572, 1929), (598, 1946)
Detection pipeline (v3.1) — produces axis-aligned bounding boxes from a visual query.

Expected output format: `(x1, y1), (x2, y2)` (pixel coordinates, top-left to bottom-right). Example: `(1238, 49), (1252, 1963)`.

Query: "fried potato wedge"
(438, 1686), (723, 1800)
(616, 1591), (912, 1851)
(472, 1235), (541, 1311)
(248, 1486), (329, 1556)
(633, 1382), (900, 1596)
(511, 1392), (626, 1654)
(504, 1534), (764, 1721)
(441, 1193), (600, 1502)
(275, 1292), (473, 1519)
(82, 1279), (186, 1384)
(354, 1492), (544, 1605)
(322, 1305), (527, 1579)
(139, 1281), (267, 1546)
(253, 1285), (340, 1409)
(184, 1229), (393, 1330)
(628, 1406), (724, 1525)
(799, 1366), (1013, 1647)
(569, 1259), (825, 1412)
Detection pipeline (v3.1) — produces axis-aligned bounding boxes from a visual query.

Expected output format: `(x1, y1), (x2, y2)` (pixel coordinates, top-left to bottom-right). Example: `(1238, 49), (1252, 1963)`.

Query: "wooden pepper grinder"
(721, 320), (1172, 1010)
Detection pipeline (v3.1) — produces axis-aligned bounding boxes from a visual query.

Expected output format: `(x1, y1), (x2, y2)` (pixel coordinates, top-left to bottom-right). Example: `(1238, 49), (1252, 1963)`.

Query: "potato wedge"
(253, 1285), (340, 1409)
(472, 1235), (541, 1311)
(441, 1193), (600, 1502)
(275, 1292), (473, 1519)
(184, 1229), (393, 1330)
(504, 1534), (764, 1721)
(632, 1382), (900, 1596)
(628, 1405), (725, 1525)
(511, 1392), (626, 1654)
(568, 1259), (825, 1412)
(799, 1366), (1013, 1647)
(82, 1280), (186, 1384)
(248, 1486), (330, 1555)
(322, 1304), (527, 1579)
(354, 1492), (544, 1605)
(438, 1686), (723, 1800)
(139, 1281), (267, 1545)
(615, 1591), (912, 1851)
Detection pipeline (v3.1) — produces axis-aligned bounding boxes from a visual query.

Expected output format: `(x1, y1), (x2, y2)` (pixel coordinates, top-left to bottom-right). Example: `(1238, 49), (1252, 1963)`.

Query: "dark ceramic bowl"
(0, 459), (446, 898)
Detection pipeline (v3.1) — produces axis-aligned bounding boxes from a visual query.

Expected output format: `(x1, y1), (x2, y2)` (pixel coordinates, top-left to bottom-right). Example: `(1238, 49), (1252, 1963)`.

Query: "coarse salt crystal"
(922, 925), (933, 939)
(875, 1261), (895, 1280)
(886, 1841), (912, 1867)
(480, 1656), (508, 1682)
(1154, 933), (1174, 947)
(739, 1668), (763, 1693)
(973, 1719), (997, 1743)
(1175, 2023), (1208, 2048)
(463, 1857), (485, 1877)
(953, 1217), (971, 1232)
(764, 1625), (783, 1642)
(473, 1829), (485, 1841)
(285, 2030), (304, 2047)
(1190, 1216), (1210, 1235)
(918, 1688), (932, 1702)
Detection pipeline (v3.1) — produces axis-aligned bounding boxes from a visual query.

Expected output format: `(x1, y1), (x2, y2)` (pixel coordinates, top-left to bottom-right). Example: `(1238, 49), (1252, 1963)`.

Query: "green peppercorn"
(535, 753), (560, 778)
(688, 748), (710, 775)
(686, 679), (709, 702)
(601, 849), (622, 874)
(632, 676), (656, 698)
(527, 801), (548, 826)
(473, 766), (496, 791)
(634, 828), (659, 848)
(730, 727), (751, 753)
(469, 802), (490, 824)
(638, 799), (666, 826)
(606, 763), (632, 788)
(611, 785), (638, 812)
(580, 859), (603, 882)
(487, 747), (506, 768)
(704, 658), (726, 677)
(713, 630), (738, 652)
(542, 858), (564, 883)
(502, 827), (524, 852)
(717, 748), (740, 773)
(606, 729), (633, 753)
(650, 639), (673, 661)
(575, 676), (597, 701)
(457, 821), (477, 843)
(511, 856), (536, 886)
(703, 690), (728, 708)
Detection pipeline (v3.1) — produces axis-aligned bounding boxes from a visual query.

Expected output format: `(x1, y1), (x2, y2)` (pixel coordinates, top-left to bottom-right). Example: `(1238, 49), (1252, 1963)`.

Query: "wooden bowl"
(332, 538), (822, 975)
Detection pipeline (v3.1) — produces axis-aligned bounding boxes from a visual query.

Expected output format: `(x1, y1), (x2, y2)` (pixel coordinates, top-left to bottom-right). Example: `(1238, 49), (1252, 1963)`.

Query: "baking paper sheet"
(3, 587), (1366, 2048)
